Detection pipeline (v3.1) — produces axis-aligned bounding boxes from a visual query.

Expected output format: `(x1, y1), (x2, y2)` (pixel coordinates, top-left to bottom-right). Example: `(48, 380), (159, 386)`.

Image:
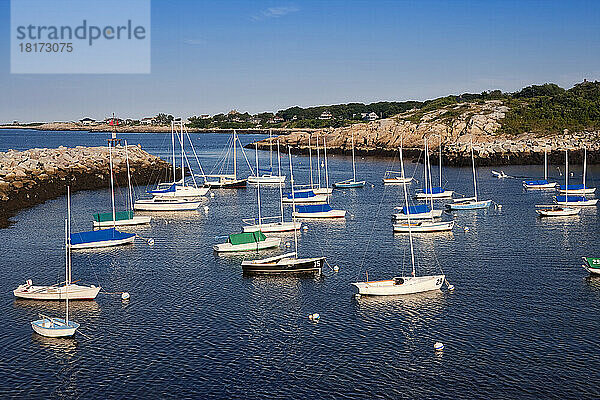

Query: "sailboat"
(416, 135), (453, 199)
(293, 134), (333, 195)
(582, 257), (600, 275)
(333, 131), (365, 188)
(205, 130), (248, 188)
(15, 188), (102, 300)
(241, 148), (326, 274)
(248, 130), (286, 184)
(447, 140), (492, 210)
(394, 140), (453, 232)
(383, 147), (413, 184)
(242, 141), (301, 233)
(523, 149), (557, 189)
(30, 205), (81, 337)
(555, 149), (598, 207)
(135, 121), (205, 211)
(557, 147), (596, 194)
(352, 145), (446, 295)
(93, 140), (151, 228)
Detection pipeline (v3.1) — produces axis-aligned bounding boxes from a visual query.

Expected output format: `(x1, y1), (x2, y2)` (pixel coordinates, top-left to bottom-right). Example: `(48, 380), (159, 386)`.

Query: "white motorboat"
(492, 170), (509, 178)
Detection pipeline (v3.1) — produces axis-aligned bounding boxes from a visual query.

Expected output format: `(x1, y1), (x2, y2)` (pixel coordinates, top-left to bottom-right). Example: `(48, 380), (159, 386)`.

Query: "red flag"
(109, 119), (114, 126)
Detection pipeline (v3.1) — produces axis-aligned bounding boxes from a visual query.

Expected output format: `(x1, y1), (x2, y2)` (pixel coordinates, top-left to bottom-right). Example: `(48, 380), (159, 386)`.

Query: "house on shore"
(140, 117), (154, 125)
(319, 111), (332, 120)
(79, 117), (96, 125)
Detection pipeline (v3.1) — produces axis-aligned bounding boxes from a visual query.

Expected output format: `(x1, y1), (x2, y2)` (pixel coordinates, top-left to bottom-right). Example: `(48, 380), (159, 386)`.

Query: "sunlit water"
(1, 130), (599, 399)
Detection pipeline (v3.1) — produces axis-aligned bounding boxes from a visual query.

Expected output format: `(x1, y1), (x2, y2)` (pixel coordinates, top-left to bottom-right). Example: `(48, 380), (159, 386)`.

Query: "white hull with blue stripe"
(447, 199), (492, 210)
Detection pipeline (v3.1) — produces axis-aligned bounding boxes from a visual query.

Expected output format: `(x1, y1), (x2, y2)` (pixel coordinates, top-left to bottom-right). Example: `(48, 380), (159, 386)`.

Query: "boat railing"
(242, 216), (283, 225)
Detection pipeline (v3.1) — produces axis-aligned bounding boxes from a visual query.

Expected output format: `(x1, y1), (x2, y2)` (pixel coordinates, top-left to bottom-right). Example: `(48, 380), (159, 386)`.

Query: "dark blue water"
(1, 129), (600, 399)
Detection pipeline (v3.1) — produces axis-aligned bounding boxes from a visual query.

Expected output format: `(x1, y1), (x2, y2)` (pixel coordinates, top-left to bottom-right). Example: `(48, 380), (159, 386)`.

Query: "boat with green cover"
(213, 231), (281, 253)
(582, 257), (600, 275)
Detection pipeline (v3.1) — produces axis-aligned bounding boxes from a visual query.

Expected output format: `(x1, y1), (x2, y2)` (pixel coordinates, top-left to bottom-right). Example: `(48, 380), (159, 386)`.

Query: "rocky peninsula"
(0, 145), (171, 227)
(254, 100), (600, 166)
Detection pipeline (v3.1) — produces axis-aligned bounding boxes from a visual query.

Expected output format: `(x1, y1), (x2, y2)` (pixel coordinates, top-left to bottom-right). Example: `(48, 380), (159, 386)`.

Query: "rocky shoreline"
(251, 100), (600, 166)
(0, 145), (172, 227)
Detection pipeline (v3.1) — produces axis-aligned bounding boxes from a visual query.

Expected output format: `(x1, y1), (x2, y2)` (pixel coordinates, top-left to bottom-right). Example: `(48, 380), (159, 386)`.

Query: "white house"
(79, 117), (96, 125)
(140, 117), (154, 125)
(366, 112), (378, 121)
(319, 111), (332, 120)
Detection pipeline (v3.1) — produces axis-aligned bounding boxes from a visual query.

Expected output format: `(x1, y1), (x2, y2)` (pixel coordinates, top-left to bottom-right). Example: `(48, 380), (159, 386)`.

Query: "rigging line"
(144, 130), (170, 193)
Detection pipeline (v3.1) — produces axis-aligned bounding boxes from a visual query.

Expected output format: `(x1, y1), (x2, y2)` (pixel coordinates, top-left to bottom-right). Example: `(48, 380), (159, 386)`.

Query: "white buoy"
(497, 204), (502, 209)
(311, 313), (320, 321)
(148, 238), (155, 246)
(121, 292), (130, 300)
(434, 342), (444, 351)
(285, 241), (291, 247)
(210, 192), (215, 198)
(464, 226), (469, 232)
(333, 265), (339, 272)
(302, 226), (308, 231)
(203, 206), (209, 212)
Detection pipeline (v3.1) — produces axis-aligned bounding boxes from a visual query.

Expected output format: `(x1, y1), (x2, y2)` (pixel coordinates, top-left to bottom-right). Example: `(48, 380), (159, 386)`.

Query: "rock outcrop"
(254, 100), (600, 165)
(0, 145), (172, 227)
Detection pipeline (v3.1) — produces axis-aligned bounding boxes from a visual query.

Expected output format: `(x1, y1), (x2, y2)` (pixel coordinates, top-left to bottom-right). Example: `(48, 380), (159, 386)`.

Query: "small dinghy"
(393, 220), (454, 233)
(213, 231), (281, 253)
(447, 197), (492, 210)
(241, 252), (325, 274)
(582, 257), (600, 275)
(535, 205), (580, 217)
(492, 170), (509, 179)
(383, 175), (413, 185)
(293, 204), (346, 219)
(393, 204), (443, 220)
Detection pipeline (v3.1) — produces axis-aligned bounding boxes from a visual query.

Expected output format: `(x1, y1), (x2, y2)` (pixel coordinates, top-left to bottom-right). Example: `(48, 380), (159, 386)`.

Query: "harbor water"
(1, 130), (599, 399)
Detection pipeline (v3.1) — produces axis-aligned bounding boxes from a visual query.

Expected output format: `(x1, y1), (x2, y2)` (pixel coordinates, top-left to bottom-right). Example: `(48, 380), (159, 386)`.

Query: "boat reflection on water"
(14, 298), (101, 315)
(584, 275), (600, 291)
(32, 334), (78, 356)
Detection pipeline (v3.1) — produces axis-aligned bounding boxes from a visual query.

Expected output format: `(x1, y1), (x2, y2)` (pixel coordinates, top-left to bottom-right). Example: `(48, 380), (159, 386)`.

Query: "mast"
(233, 130), (237, 179)
(67, 186), (72, 285)
(399, 141), (416, 277)
(423, 139), (429, 198)
(583, 147), (587, 190)
(65, 218), (69, 325)
(439, 135), (442, 188)
(180, 121), (185, 186)
(565, 150), (569, 199)
(269, 129), (273, 175)
(255, 143), (262, 229)
(277, 140), (284, 224)
(108, 141), (116, 226)
(544, 149), (548, 181)
(288, 148), (299, 256)
(316, 134), (321, 188)
(471, 140), (478, 202)
(125, 140), (134, 212)
(324, 136), (330, 201)
(351, 130), (357, 183)
(309, 135), (313, 189)
(171, 121), (176, 183)
(425, 138), (435, 221)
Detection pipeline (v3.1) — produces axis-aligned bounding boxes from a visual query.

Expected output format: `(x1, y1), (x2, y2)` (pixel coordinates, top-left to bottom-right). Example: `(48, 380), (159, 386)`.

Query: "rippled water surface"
(1, 130), (600, 399)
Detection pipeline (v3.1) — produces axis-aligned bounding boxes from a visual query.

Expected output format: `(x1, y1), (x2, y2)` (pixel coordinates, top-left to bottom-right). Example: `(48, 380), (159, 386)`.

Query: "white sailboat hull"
(14, 284), (101, 300)
(416, 190), (454, 199)
(93, 215), (151, 228)
(154, 185), (209, 198)
(134, 199), (202, 211)
(523, 182), (557, 189)
(352, 275), (445, 296)
(293, 209), (346, 219)
(393, 221), (454, 233)
(247, 175), (286, 184)
(383, 177), (413, 185)
(242, 221), (301, 233)
(70, 235), (135, 249)
(31, 318), (79, 337)
(282, 194), (329, 203)
(558, 188), (596, 194)
(393, 210), (443, 220)
(213, 237), (281, 253)
(536, 207), (580, 217)
(555, 199), (598, 207)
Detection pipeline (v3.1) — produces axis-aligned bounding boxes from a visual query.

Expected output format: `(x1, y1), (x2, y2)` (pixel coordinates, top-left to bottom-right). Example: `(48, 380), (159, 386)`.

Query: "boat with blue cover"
(394, 204), (443, 220)
(557, 147), (595, 194)
(293, 204), (346, 219)
(554, 150), (598, 206)
(282, 190), (328, 204)
(523, 149), (557, 189)
(70, 228), (135, 250)
(415, 135), (453, 199)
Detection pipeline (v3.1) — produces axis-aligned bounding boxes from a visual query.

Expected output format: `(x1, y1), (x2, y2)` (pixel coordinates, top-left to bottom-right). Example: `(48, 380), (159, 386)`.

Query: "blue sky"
(1, 0), (599, 122)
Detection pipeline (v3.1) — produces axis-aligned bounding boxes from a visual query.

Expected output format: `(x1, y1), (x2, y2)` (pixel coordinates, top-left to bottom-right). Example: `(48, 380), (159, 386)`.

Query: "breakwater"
(0, 145), (171, 227)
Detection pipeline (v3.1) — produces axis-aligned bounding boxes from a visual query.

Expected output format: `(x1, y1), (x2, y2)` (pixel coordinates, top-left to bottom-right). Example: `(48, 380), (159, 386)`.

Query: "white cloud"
(252, 6), (299, 21)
